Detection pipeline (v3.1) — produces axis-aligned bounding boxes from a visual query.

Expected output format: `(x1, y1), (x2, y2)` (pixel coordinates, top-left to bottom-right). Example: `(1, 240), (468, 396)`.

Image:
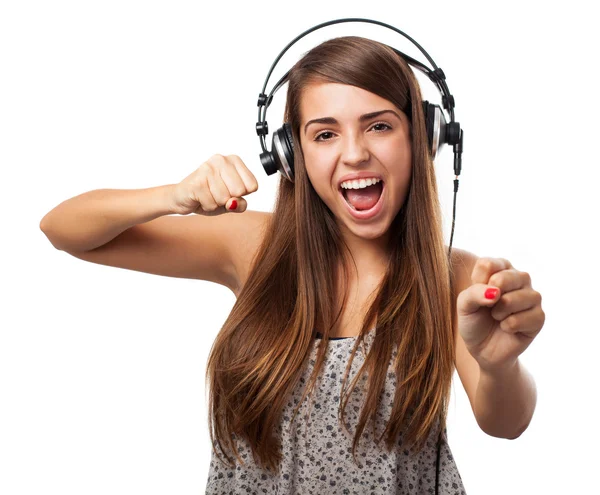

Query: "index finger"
(470, 257), (514, 285)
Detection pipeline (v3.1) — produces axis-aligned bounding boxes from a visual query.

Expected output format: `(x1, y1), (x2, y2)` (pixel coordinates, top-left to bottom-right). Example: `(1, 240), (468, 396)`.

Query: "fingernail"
(229, 200), (237, 210)
(485, 288), (499, 299)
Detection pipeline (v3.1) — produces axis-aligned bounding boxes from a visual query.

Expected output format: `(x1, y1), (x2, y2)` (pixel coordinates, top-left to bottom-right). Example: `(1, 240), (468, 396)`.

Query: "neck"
(339, 228), (391, 282)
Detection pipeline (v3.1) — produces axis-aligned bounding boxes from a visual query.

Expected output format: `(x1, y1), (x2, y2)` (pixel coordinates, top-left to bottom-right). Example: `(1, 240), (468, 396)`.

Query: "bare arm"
(39, 155), (261, 290)
(40, 185), (176, 252)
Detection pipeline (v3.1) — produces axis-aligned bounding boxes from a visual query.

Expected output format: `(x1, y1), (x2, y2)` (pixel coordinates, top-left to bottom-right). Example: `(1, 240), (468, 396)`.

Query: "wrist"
(478, 358), (520, 380)
(159, 184), (179, 215)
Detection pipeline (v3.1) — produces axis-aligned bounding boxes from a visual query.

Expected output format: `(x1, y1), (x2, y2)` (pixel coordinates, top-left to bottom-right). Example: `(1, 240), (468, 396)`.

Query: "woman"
(41, 36), (543, 494)
(204, 35), (466, 494)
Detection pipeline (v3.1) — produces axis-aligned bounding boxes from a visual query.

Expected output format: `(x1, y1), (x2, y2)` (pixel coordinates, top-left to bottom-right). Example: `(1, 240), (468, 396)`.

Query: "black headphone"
(255, 17), (463, 255)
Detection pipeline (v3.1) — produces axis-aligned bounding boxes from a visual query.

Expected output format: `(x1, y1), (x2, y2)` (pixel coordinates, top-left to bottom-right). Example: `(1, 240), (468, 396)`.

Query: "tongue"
(344, 182), (383, 211)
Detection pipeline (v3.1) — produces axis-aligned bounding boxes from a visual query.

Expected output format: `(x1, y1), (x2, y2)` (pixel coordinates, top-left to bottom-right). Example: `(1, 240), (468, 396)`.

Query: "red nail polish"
(485, 288), (499, 299)
(229, 200), (237, 210)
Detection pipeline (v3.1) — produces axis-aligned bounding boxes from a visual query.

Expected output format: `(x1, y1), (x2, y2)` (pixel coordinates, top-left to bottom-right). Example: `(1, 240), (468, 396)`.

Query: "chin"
(341, 219), (391, 240)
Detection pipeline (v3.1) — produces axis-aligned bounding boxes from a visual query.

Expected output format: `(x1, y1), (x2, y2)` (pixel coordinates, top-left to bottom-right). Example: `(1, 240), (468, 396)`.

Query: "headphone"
(255, 17), (463, 255)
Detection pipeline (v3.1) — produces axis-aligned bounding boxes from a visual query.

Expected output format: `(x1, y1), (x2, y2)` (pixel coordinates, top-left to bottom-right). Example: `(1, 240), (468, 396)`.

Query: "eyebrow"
(303, 109), (402, 135)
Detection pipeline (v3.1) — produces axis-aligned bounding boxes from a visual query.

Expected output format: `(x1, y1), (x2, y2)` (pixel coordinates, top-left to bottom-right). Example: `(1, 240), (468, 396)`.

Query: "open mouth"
(340, 180), (384, 211)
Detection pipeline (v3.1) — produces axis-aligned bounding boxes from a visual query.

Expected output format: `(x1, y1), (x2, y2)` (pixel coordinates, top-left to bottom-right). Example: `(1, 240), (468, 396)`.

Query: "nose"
(340, 130), (370, 166)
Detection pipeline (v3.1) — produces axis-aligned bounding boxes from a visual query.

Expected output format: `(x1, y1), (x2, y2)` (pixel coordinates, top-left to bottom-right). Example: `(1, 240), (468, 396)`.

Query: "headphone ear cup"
(267, 123), (295, 182)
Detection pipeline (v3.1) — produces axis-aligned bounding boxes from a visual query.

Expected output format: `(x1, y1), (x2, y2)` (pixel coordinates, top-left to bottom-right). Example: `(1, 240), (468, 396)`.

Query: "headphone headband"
(255, 17), (463, 182)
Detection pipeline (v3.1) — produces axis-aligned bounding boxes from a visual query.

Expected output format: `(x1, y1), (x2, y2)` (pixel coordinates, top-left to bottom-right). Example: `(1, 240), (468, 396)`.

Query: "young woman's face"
(298, 82), (412, 241)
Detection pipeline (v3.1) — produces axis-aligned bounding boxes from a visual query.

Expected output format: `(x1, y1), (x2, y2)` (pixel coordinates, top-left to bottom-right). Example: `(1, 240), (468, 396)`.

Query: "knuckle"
(505, 316), (519, 331)
(231, 187), (246, 197)
(195, 168), (209, 186)
(488, 273), (504, 287)
(197, 162), (209, 175)
(208, 154), (225, 167)
(201, 173), (213, 189)
(477, 257), (495, 271)
(197, 170), (211, 186)
(200, 160), (214, 173)
(502, 292), (514, 306)
(229, 154), (247, 170)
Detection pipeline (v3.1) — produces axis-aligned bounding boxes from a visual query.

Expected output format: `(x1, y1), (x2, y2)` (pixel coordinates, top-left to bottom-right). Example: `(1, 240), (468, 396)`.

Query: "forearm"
(474, 359), (537, 439)
(40, 185), (176, 252)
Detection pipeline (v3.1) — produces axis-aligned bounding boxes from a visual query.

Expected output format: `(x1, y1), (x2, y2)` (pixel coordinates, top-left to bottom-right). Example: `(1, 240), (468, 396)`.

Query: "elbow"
(504, 422), (530, 440)
(39, 219), (62, 251)
(509, 422), (530, 440)
(477, 418), (530, 440)
(40, 214), (53, 235)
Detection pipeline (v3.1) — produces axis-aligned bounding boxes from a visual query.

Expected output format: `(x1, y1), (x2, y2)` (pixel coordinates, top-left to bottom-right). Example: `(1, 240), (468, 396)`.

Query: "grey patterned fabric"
(205, 328), (467, 494)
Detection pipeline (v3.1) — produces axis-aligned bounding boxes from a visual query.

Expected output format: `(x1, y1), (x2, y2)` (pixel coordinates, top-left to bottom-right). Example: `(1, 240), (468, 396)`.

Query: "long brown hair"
(205, 36), (457, 473)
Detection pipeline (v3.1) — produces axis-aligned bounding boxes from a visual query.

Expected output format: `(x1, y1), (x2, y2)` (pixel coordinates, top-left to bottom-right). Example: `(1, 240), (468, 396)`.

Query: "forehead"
(300, 82), (397, 122)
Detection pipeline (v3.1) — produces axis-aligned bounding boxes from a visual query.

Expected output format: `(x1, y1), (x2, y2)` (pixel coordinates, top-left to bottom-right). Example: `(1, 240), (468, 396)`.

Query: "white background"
(2, 1), (598, 493)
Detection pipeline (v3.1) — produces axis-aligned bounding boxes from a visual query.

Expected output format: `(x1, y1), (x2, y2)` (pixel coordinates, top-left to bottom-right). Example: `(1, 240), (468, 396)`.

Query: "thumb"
(458, 284), (501, 316)
(226, 197), (247, 213)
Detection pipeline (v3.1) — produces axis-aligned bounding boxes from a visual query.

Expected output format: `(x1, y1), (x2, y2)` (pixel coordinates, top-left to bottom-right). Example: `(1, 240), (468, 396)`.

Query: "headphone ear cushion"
(422, 100), (434, 155)
(283, 122), (295, 153)
(281, 122), (295, 178)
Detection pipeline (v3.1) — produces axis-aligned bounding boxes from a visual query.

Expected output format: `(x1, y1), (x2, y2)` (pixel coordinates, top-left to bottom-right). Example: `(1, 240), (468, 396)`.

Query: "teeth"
(340, 178), (381, 189)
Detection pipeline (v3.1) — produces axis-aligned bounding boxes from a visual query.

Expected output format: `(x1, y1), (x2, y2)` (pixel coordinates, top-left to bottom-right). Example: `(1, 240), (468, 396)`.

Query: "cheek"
(383, 136), (411, 161)
(304, 168), (338, 207)
(308, 172), (334, 199)
(304, 157), (335, 188)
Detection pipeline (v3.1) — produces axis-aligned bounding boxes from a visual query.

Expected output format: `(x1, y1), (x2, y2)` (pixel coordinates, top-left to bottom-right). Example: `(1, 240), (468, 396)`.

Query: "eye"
(313, 122), (392, 142)
(314, 131), (335, 142)
(372, 122), (392, 132)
